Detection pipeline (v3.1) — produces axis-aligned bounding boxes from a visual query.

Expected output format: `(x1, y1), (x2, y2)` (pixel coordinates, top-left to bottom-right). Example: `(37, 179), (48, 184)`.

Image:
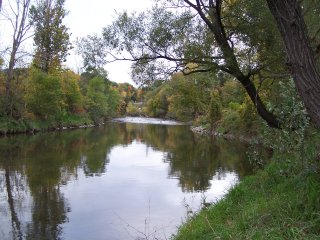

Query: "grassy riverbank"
(174, 136), (320, 239)
(0, 114), (94, 135)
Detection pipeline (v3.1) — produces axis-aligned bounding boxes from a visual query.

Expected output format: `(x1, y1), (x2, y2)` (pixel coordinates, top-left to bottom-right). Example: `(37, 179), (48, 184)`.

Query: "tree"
(81, 0), (320, 128)
(85, 76), (120, 122)
(266, 0), (320, 128)
(1, 0), (32, 116)
(30, 0), (71, 73)
(60, 70), (83, 114)
(25, 68), (64, 119)
(82, 0), (283, 128)
(76, 34), (107, 71)
(167, 72), (213, 121)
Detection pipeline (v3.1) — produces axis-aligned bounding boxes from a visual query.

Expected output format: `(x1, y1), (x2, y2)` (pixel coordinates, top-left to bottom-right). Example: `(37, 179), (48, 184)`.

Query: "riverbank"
(191, 125), (262, 145)
(0, 116), (185, 136)
(173, 159), (320, 239)
(0, 115), (96, 136)
(173, 127), (320, 239)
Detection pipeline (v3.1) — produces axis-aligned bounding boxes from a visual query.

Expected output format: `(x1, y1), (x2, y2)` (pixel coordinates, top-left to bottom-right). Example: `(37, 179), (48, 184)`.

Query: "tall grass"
(174, 156), (320, 239)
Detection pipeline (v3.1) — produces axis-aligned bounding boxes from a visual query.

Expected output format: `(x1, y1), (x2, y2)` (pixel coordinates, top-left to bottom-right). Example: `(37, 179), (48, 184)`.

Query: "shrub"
(25, 69), (64, 119)
(126, 102), (141, 116)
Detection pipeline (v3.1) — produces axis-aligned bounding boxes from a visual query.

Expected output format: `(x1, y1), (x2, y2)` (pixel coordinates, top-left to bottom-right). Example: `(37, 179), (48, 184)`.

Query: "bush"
(126, 102), (141, 116)
(86, 76), (120, 122)
(219, 108), (241, 133)
(25, 69), (64, 119)
(60, 70), (83, 114)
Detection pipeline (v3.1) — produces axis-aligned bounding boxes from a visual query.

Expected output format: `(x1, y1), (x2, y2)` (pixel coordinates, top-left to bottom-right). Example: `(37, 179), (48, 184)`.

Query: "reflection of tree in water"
(165, 135), (221, 192)
(0, 121), (254, 239)
(166, 136), (252, 192)
(118, 123), (222, 192)
(0, 128), (107, 239)
(25, 187), (69, 240)
(23, 133), (75, 240)
(2, 169), (25, 240)
(80, 125), (122, 176)
(0, 126), (126, 239)
(122, 124), (252, 192)
(0, 137), (28, 240)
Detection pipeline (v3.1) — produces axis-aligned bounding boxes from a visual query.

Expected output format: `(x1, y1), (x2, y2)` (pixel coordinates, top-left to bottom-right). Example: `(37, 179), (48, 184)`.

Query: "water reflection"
(0, 122), (252, 240)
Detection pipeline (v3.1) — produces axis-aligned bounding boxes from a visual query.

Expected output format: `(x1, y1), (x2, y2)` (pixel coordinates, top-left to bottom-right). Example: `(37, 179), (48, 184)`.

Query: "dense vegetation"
(0, 0), (137, 134)
(1, 0), (320, 238)
(79, 0), (320, 239)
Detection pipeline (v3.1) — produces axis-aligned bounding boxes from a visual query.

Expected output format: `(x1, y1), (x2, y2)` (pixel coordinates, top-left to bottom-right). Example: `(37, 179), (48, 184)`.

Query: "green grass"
(173, 159), (320, 240)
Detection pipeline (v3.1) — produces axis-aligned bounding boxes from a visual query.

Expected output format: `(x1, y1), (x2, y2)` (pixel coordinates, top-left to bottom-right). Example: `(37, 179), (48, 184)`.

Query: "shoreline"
(0, 119), (102, 137)
(0, 116), (186, 137)
(1, 117), (260, 146)
(190, 125), (262, 145)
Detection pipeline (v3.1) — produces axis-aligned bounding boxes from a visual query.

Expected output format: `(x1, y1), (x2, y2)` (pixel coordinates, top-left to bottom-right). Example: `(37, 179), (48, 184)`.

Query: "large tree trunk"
(238, 75), (280, 128)
(266, 0), (320, 128)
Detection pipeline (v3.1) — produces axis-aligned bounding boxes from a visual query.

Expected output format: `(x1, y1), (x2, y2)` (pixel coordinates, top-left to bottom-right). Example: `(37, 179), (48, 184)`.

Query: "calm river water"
(0, 118), (252, 240)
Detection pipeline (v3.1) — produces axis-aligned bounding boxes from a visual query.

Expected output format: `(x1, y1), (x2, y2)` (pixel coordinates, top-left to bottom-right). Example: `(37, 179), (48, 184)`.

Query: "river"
(0, 118), (252, 240)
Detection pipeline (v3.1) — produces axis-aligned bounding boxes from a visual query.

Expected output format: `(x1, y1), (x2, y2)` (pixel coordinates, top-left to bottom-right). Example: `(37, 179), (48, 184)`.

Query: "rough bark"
(266, 0), (320, 128)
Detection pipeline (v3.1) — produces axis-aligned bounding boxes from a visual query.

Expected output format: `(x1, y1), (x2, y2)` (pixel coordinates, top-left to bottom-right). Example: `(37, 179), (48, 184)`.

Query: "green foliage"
(0, 116), (29, 134)
(25, 69), (64, 119)
(0, 65), (123, 133)
(211, 79), (262, 134)
(140, 71), (266, 135)
(85, 76), (120, 122)
(143, 82), (171, 118)
(142, 72), (216, 122)
(30, 0), (71, 73)
(0, 57), (4, 68)
(174, 158), (320, 240)
(117, 83), (136, 103)
(267, 79), (308, 132)
(302, 0), (320, 68)
(224, 0), (285, 73)
(106, 87), (121, 117)
(258, 79), (314, 174)
(86, 76), (109, 121)
(126, 102), (141, 116)
(76, 35), (107, 70)
(89, 0), (286, 127)
(60, 70), (83, 114)
(168, 73), (209, 121)
(0, 114), (93, 134)
(219, 108), (242, 133)
(238, 97), (262, 132)
(220, 80), (245, 107)
(79, 68), (109, 94)
(174, 80), (320, 239)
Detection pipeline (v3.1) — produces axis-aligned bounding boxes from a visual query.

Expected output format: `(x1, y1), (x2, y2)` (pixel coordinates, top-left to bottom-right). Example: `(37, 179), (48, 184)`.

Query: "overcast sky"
(64, 0), (154, 85)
